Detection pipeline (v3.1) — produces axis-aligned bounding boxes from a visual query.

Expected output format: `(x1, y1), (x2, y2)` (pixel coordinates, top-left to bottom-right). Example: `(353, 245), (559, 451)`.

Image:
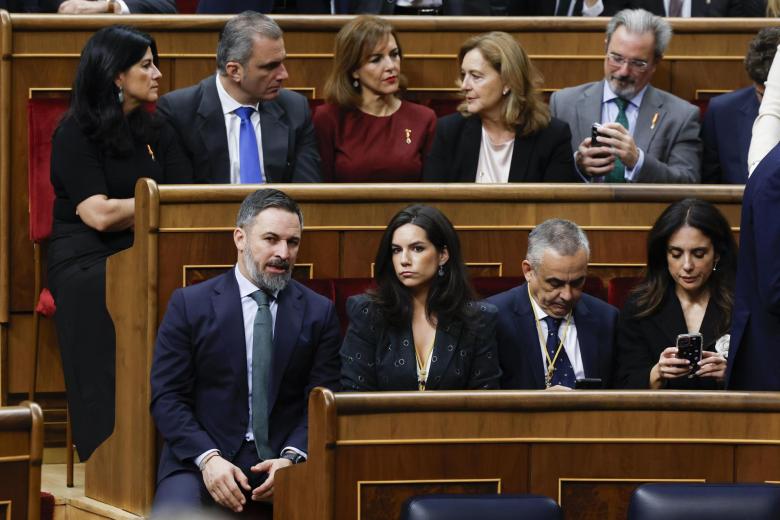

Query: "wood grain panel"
(6, 313), (63, 394)
(735, 446), (780, 483)
(335, 444), (527, 520)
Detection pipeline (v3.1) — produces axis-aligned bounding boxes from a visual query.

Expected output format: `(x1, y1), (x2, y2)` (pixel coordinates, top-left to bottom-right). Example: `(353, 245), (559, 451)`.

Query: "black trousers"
(48, 238), (115, 461)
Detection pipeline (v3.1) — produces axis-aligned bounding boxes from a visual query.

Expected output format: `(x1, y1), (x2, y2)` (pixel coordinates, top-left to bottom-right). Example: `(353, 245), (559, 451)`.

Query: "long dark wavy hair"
(370, 205), (477, 329)
(66, 25), (160, 157)
(633, 198), (737, 335)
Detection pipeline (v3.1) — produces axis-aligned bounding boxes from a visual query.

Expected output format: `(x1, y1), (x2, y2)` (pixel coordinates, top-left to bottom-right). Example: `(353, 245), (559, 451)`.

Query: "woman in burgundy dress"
(313, 15), (436, 182)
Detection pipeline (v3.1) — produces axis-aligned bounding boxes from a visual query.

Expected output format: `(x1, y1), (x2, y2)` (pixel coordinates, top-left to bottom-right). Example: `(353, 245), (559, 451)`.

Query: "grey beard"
(243, 247), (292, 293)
(608, 75), (637, 99)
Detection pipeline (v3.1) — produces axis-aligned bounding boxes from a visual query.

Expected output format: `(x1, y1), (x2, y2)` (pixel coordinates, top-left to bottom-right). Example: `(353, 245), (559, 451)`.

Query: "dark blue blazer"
(487, 284), (618, 389)
(726, 143), (780, 390)
(702, 86), (758, 184)
(196, 0), (333, 13)
(150, 270), (341, 482)
(340, 294), (501, 391)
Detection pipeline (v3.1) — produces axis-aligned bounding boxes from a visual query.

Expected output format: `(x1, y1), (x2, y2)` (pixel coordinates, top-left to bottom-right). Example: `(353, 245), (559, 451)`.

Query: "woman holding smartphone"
(613, 199), (737, 389)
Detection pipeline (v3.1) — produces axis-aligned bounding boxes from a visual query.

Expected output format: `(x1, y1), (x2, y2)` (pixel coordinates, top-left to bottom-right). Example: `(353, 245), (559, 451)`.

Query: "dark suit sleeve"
(613, 298), (657, 389)
(700, 104), (723, 184)
(290, 94), (322, 183)
(158, 120), (194, 184)
(543, 119), (579, 182)
(753, 170), (780, 316)
(340, 296), (381, 391)
(283, 298), (341, 452)
(150, 290), (218, 463)
(124, 0), (176, 12)
(423, 117), (455, 182)
(467, 304), (502, 390)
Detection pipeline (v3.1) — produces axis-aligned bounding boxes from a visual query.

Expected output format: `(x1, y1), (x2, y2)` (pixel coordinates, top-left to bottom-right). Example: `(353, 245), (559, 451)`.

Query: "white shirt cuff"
(624, 148), (644, 182)
(581, 0), (603, 16)
(115, 0), (130, 13)
(282, 446), (308, 460)
(195, 449), (220, 470)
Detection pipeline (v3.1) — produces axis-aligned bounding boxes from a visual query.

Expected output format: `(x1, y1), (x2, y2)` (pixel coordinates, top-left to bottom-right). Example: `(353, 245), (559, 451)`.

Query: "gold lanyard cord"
(528, 285), (572, 385)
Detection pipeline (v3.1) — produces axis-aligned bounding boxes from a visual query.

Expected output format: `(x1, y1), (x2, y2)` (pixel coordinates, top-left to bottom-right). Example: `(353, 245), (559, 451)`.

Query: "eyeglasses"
(607, 52), (650, 71)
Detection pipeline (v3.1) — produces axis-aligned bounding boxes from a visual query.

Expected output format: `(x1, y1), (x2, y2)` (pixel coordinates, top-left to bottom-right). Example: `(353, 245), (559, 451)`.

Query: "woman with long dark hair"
(614, 198), (737, 389)
(48, 25), (191, 460)
(340, 205), (501, 391)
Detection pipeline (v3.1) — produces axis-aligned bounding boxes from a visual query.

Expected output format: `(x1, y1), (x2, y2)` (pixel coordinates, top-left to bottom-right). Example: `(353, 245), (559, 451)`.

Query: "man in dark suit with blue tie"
(702, 28), (780, 184)
(150, 189), (341, 515)
(158, 11), (321, 184)
(487, 219), (618, 390)
(196, 0), (333, 13)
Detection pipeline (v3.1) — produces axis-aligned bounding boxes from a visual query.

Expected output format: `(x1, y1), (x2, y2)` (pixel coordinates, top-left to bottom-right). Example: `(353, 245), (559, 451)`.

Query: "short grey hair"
(606, 9), (672, 59)
(526, 219), (590, 269)
(236, 188), (303, 229)
(216, 11), (283, 75)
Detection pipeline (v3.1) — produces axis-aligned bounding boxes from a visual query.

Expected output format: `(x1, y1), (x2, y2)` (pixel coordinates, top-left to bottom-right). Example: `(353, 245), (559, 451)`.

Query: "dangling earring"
(438, 264), (445, 277)
(117, 86), (124, 104)
(353, 79), (360, 88)
(712, 261), (718, 272)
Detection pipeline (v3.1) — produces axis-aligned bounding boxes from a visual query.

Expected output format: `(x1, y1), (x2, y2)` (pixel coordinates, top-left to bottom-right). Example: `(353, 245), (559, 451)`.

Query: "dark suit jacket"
(350, 0), (519, 15)
(726, 142), (780, 390)
(196, 0), (332, 13)
(38, 0), (176, 11)
(157, 74), (321, 184)
(340, 294), (501, 391)
(614, 288), (725, 389)
(702, 86), (757, 184)
(150, 271), (341, 481)
(613, 0), (743, 15)
(422, 113), (578, 183)
(487, 285), (618, 389)
(512, 0), (624, 15)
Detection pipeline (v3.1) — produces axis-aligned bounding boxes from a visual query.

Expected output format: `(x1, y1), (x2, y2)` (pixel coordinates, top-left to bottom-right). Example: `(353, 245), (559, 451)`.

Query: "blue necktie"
(235, 106), (263, 184)
(543, 316), (576, 388)
(249, 290), (275, 460)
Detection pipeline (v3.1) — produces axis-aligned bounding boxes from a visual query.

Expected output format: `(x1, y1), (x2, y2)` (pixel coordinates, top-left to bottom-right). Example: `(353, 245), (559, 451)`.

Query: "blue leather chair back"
(628, 483), (780, 520)
(400, 494), (562, 520)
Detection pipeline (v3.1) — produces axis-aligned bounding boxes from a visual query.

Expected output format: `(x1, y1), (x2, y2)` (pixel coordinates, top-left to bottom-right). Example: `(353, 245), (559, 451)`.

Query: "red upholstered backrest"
(301, 278), (335, 302)
(608, 276), (643, 310)
(176, 0), (198, 12)
(426, 98), (461, 118)
(28, 97), (68, 242)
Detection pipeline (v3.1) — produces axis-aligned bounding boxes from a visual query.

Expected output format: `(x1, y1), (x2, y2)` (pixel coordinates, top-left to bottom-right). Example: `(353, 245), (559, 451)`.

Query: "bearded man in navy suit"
(150, 189), (340, 516)
(487, 219), (618, 390)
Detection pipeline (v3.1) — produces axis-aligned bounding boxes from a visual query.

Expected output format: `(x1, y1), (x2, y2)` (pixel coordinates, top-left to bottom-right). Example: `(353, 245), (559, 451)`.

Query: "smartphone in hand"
(675, 333), (703, 378)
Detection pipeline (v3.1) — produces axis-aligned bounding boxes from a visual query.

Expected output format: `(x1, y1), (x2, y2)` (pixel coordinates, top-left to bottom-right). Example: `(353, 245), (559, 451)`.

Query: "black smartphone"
(590, 123), (610, 158)
(675, 333), (703, 378)
(574, 378), (602, 389)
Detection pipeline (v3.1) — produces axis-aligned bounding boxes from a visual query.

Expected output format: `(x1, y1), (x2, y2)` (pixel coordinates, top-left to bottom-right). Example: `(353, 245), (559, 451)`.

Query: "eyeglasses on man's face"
(606, 52), (651, 71)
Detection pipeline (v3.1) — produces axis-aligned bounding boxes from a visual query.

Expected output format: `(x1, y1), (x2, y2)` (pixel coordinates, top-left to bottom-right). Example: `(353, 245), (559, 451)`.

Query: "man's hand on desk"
(201, 455), (250, 512)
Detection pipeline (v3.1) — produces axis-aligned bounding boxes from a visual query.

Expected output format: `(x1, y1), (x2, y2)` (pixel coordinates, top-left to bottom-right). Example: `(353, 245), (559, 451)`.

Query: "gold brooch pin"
(404, 128), (412, 144)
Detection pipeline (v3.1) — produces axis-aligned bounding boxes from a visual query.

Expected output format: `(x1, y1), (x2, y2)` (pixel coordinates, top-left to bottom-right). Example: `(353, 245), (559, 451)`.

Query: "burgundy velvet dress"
(313, 100), (436, 182)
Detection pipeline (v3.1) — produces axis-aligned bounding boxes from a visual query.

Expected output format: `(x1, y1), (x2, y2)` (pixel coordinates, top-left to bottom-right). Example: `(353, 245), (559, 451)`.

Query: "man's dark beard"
(243, 247), (292, 293)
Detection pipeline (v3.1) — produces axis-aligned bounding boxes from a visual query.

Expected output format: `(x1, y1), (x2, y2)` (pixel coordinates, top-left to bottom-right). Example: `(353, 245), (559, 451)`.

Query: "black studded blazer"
(340, 294), (502, 391)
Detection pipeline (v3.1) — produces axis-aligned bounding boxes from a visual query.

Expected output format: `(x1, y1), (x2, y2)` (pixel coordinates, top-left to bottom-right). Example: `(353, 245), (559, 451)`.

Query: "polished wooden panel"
(275, 390), (780, 520)
(0, 401), (43, 520)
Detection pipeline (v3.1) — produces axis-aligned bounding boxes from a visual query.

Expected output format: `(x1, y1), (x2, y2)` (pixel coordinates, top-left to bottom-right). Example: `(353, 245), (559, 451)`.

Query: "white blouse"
(476, 126), (515, 184)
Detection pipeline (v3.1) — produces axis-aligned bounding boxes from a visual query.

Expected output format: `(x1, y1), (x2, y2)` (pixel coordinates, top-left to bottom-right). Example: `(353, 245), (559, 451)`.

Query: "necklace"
(528, 285), (572, 388)
(415, 342), (434, 391)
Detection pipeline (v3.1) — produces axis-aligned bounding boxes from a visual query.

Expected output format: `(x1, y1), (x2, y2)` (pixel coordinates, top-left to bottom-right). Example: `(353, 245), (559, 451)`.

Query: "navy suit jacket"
(702, 86), (757, 184)
(150, 271), (341, 481)
(37, 0), (176, 11)
(726, 143), (780, 390)
(340, 294), (501, 391)
(157, 74), (321, 184)
(611, 0), (743, 15)
(350, 0), (519, 14)
(487, 285), (618, 389)
(196, 0), (332, 13)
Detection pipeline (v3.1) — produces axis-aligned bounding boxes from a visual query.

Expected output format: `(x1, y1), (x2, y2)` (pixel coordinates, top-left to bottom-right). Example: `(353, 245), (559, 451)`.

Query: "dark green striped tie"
(606, 97), (629, 183)
(250, 290), (275, 460)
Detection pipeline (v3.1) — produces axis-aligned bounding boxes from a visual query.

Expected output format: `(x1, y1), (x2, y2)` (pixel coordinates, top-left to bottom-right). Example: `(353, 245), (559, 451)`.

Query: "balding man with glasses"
(550, 9), (701, 183)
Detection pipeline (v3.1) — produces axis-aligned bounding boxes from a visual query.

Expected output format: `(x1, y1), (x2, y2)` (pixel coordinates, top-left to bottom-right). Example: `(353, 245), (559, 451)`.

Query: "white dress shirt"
(555, 0), (604, 16)
(215, 75), (266, 184)
(528, 294), (585, 382)
(749, 44), (780, 176)
(476, 126), (514, 183)
(664, 0), (692, 17)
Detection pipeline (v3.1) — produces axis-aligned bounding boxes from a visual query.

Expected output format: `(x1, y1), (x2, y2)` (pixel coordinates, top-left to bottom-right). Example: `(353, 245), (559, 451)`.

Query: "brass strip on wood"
(0, 455), (30, 462)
